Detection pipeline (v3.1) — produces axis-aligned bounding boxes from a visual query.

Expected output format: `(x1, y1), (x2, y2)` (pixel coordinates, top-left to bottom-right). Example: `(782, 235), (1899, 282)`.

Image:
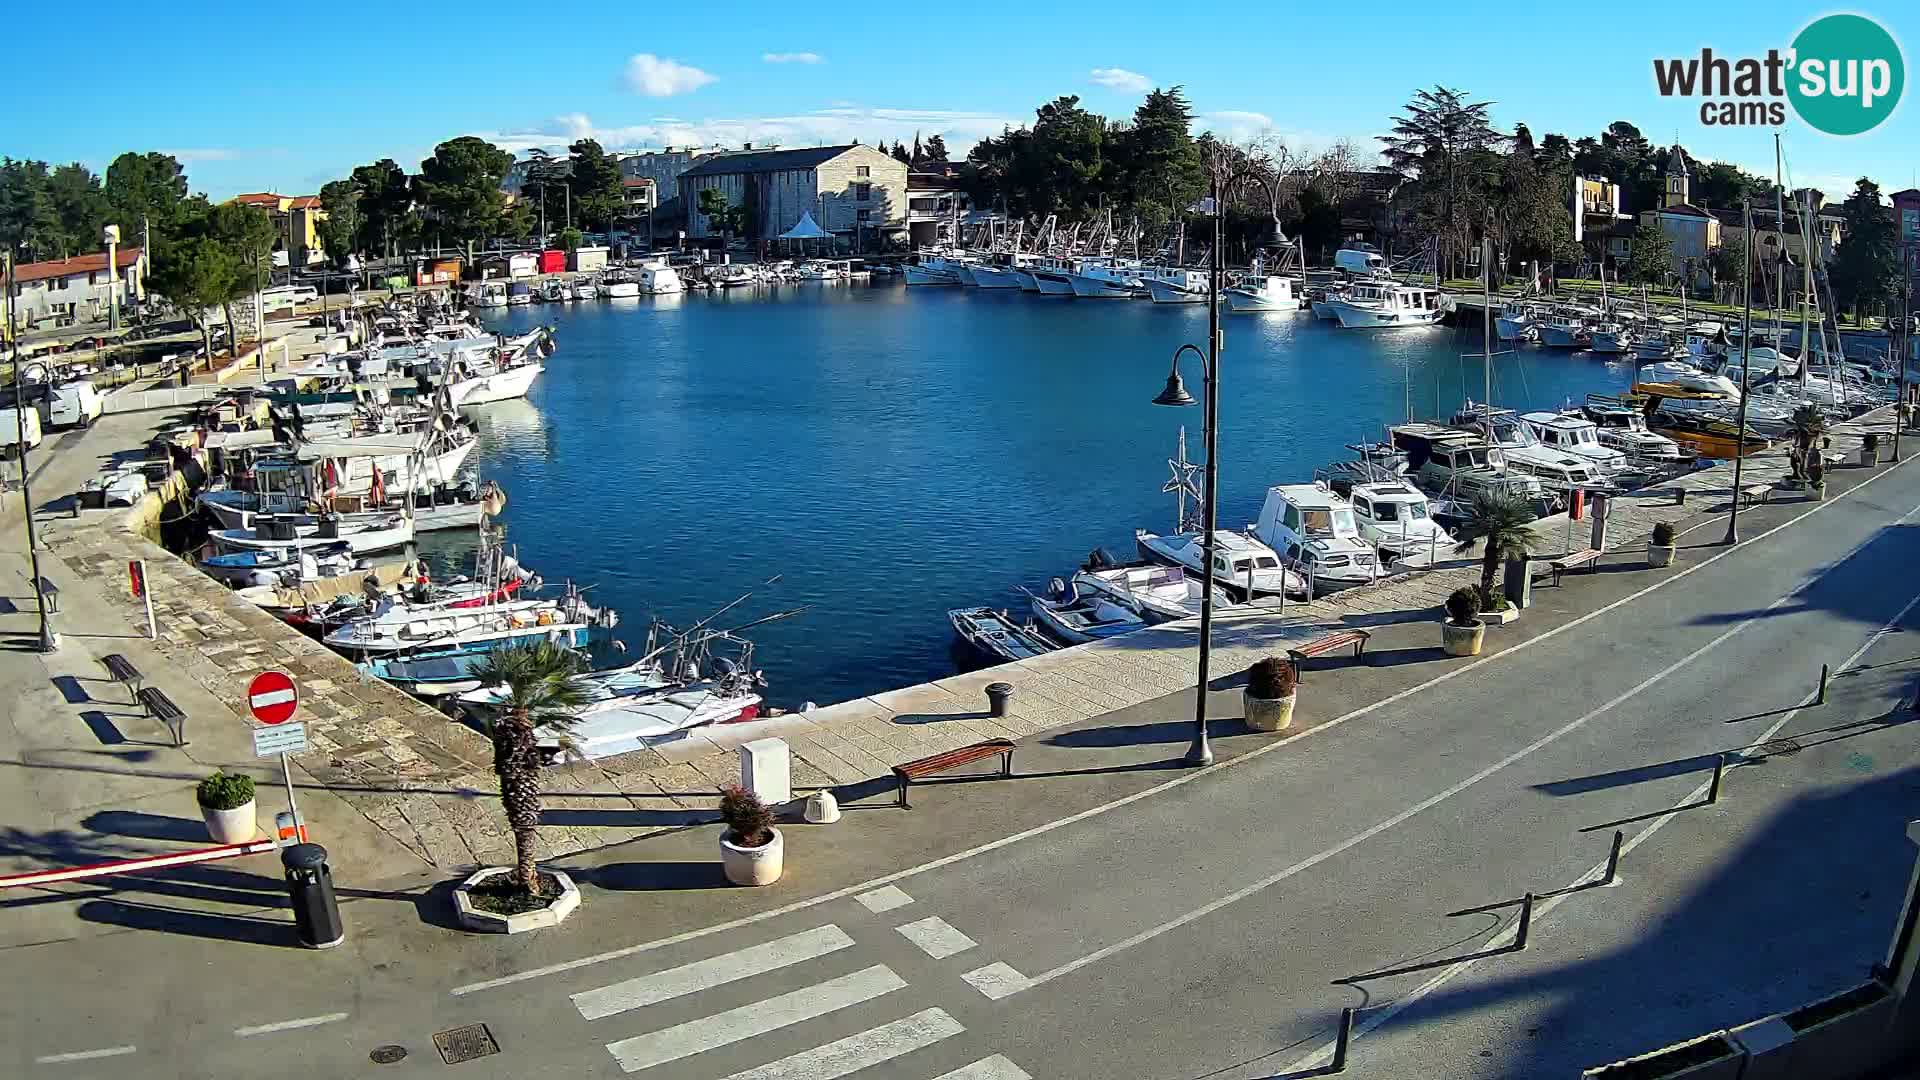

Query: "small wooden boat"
(948, 607), (1056, 662)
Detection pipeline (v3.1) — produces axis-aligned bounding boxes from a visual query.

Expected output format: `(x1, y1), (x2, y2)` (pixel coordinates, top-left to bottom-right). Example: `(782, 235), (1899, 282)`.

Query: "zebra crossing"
(568, 895), (1031, 1079)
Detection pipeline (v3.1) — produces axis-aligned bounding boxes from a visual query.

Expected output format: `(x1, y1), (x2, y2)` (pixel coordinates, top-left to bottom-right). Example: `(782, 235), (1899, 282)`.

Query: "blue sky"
(7, 2), (1914, 203)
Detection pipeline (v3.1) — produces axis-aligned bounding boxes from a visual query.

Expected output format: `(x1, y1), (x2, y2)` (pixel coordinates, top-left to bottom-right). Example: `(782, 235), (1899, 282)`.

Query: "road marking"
(854, 885), (914, 913)
(895, 915), (977, 959)
(934, 1055), (1035, 1080)
(717, 1007), (963, 1080)
(249, 688), (297, 708)
(573, 925), (855, 1021)
(233, 1012), (349, 1037)
(1279, 575), (1920, 1074)
(34, 1046), (137, 1064)
(604, 964), (906, 1074)
(961, 962), (1032, 1000)
(449, 449), (1911, 998)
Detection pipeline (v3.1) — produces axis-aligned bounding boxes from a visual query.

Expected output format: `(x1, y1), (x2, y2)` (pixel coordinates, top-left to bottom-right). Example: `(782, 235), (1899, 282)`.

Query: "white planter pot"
(1860, 447), (1879, 468)
(1482, 606), (1520, 625)
(1244, 691), (1296, 732)
(452, 867), (581, 934)
(1648, 542), (1676, 568)
(1810, 483), (1827, 501)
(1442, 620), (1485, 656)
(721, 827), (784, 886)
(201, 800), (257, 844)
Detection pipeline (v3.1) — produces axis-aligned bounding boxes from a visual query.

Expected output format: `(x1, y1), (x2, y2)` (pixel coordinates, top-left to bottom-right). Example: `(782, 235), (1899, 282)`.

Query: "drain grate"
(433, 1024), (500, 1065)
(369, 1045), (409, 1065)
(1754, 737), (1803, 758)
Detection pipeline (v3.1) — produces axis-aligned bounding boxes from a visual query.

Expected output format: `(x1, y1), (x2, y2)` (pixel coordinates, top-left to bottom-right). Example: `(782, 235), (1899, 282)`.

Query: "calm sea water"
(446, 283), (1635, 707)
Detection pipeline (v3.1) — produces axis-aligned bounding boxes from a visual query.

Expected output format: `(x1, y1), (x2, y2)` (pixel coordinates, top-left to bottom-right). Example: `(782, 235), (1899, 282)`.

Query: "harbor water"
(456, 283), (1636, 707)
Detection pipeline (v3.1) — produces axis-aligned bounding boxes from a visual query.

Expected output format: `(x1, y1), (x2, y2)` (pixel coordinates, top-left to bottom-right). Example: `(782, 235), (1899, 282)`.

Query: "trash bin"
(281, 843), (345, 949)
(986, 682), (1014, 718)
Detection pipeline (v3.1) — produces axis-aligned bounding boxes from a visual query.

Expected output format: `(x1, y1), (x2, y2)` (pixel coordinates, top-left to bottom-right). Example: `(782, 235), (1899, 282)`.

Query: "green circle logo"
(1788, 14), (1904, 135)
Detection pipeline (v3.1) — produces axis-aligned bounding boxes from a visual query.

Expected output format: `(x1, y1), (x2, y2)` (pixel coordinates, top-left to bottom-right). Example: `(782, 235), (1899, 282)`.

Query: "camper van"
(48, 380), (104, 429)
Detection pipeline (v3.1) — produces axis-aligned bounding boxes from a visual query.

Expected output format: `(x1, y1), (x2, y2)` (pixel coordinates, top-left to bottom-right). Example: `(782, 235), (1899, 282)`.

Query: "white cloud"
(162, 148), (242, 162)
(1089, 67), (1152, 93)
(623, 54), (716, 97)
(1198, 111), (1274, 140)
(491, 107), (1016, 159)
(763, 52), (823, 64)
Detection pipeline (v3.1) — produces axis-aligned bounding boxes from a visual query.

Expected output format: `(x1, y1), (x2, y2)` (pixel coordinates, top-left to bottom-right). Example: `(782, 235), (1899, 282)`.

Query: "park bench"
(100, 653), (144, 702)
(1285, 629), (1372, 682)
(1822, 450), (1848, 470)
(1548, 549), (1603, 586)
(892, 739), (1015, 808)
(136, 686), (187, 747)
(35, 576), (59, 614)
(1738, 483), (1772, 507)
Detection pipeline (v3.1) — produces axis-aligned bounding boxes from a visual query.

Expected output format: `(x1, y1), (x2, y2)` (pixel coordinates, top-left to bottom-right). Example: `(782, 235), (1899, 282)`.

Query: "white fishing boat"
(570, 278), (598, 301)
(1224, 274), (1298, 312)
(598, 272), (641, 298)
(1067, 259), (1146, 299)
(638, 262), (683, 294)
(200, 479), (501, 534)
(1580, 395), (1686, 461)
(1067, 551), (1228, 623)
(1250, 483), (1379, 591)
(1327, 282), (1449, 329)
(1029, 264), (1077, 295)
(465, 281), (508, 309)
(1588, 321), (1636, 354)
(1134, 528), (1307, 601)
(323, 594), (606, 657)
(1535, 311), (1592, 348)
(967, 255), (1029, 289)
(1029, 588), (1147, 645)
(1494, 301), (1543, 342)
(200, 541), (356, 589)
(211, 513), (414, 557)
(1344, 480), (1450, 567)
(1520, 411), (1629, 475)
(949, 607), (1056, 662)
(1144, 268), (1210, 305)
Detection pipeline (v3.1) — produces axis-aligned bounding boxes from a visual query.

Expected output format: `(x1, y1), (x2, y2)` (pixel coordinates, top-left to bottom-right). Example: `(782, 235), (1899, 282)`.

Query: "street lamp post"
(1897, 251), (1912, 464)
(103, 224), (121, 333)
(1150, 170), (1227, 768)
(3, 254), (56, 653)
(1726, 200), (1755, 546)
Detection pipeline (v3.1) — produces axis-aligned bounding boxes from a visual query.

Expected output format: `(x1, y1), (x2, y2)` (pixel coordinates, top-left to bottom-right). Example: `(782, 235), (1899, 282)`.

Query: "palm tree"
(468, 641), (590, 895)
(1453, 490), (1538, 605)
(1788, 403), (1827, 480)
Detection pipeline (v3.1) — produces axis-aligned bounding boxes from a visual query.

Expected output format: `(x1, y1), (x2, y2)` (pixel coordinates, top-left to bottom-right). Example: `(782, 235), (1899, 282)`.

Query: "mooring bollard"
(1330, 1006), (1355, 1072)
(1673, 487), (1687, 506)
(1707, 753), (1726, 804)
(1514, 892), (1535, 951)
(1602, 829), (1624, 886)
(986, 682), (1014, 718)
(1817, 663), (1830, 705)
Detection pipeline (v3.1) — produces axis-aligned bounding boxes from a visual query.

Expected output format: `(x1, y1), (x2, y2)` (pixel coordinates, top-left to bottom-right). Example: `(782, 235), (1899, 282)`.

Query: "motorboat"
(505, 282), (532, 306)
(709, 264), (758, 288)
(465, 281), (508, 309)
(1067, 549), (1229, 623)
(1343, 480), (1450, 568)
(1453, 403), (1609, 495)
(1388, 423), (1547, 504)
(571, 278), (598, 301)
(1143, 268), (1210, 305)
(1225, 274), (1298, 313)
(638, 261), (684, 294)
(598, 272), (642, 298)
(1645, 403), (1772, 458)
(1519, 411), (1629, 475)
(949, 607), (1057, 663)
(1030, 585), (1148, 645)
(1067, 258), (1147, 299)
(323, 593), (609, 657)
(210, 513), (414, 557)
(1326, 282), (1449, 329)
(1134, 528), (1308, 601)
(1580, 394), (1686, 462)
(1250, 483), (1380, 591)
(201, 541), (356, 589)
(535, 280), (566, 302)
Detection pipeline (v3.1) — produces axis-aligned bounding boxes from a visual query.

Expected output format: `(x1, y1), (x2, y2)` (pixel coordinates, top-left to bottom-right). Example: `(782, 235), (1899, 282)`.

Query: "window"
(857, 210), (871, 223)
(1282, 505), (1301, 531)
(854, 183), (871, 201)
(855, 165), (870, 177)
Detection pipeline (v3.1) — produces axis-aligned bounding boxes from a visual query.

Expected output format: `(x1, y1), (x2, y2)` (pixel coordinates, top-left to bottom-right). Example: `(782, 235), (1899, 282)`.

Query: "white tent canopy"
(779, 212), (829, 240)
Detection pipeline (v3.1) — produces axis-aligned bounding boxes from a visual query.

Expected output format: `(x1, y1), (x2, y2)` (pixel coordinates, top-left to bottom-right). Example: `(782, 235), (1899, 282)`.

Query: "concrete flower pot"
(201, 800), (257, 844)
(720, 827), (784, 886)
(1442, 620), (1485, 656)
(1648, 542), (1677, 568)
(1860, 446), (1879, 468)
(1581, 1032), (1744, 1079)
(1243, 691), (1296, 732)
(1810, 483), (1827, 501)
(452, 867), (581, 934)
(1481, 605), (1519, 625)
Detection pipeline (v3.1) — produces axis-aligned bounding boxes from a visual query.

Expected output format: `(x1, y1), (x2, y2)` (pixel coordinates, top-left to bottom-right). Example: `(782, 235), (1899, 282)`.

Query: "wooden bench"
(1548, 549), (1603, 586)
(1822, 451), (1847, 469)
(893, 739), (1015, 808)
(136, 686), (187, 747)
(1286, 629), (1372, 681)
(34, 576), (59, 614)
(1738, 483), (1772, 507)
(100, 653), (144, 703)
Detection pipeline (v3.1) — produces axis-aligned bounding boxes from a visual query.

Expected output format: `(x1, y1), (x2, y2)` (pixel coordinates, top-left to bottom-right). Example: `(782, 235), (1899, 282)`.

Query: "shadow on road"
(570, 861), (727, 892)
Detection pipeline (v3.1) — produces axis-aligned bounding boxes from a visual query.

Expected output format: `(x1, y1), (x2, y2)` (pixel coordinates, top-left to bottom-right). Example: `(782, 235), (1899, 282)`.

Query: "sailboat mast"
(1796, 191), (1814, 390)
(1774, 133), (1788, 341)
(1482, 235), (1493, 429)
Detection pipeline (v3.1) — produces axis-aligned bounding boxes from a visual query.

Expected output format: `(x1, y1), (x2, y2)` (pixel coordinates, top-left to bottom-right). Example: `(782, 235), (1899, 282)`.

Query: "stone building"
(677, 145), (907, 249)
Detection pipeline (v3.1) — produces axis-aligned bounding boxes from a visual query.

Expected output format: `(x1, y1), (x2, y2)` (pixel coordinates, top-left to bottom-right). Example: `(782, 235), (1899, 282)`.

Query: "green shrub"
(719, 785), (775, 847)
(197, 771), (255, 811)
(1247, 656), (1296, 699)
(1446, 585), (1482, 625)
(1652, 521), (1677, 546)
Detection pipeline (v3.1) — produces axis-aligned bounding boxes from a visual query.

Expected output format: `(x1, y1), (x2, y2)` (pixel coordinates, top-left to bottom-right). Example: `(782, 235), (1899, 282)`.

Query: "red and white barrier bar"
(0, 839), (279, 889)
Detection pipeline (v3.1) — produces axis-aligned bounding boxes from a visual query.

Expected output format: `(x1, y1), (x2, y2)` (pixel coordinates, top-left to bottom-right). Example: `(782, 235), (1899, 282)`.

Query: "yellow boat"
(1631, 382), (1772, 458)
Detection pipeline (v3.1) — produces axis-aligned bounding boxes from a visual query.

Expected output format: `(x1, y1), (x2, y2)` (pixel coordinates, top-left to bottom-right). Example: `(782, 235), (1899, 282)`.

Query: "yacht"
(1224, 272), (1298, 313)
(1326, 282), (1449, 329)
(1250, 483), (1380, 591)
(1133, 528), (1308, 601)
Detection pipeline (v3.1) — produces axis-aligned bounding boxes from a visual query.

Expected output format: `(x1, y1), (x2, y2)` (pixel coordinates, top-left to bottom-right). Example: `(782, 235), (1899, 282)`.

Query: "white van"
(1333, 244), (1389, 278)
(1, 405), (44, 457)
(262, 285), (320, 311)
(48, 380), (104, 429)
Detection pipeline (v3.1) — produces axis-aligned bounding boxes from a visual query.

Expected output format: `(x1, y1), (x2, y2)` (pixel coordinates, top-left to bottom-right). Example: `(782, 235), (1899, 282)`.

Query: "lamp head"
(1152, 370), (1197, 408)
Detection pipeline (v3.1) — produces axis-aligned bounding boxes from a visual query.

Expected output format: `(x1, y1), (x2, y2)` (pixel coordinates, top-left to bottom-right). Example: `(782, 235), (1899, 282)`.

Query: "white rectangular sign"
(252, 722), (309, 758)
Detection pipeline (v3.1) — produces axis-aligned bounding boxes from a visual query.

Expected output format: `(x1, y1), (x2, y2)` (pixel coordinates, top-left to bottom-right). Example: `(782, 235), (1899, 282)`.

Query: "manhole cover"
(433, 1024), (500, 1065)
(1755, 738), (1803, 758)
(369, 1045), (408, 1065)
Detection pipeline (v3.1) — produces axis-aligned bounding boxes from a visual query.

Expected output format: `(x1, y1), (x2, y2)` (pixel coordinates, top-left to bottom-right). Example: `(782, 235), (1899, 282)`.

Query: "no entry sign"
(247, 670), (299, 725)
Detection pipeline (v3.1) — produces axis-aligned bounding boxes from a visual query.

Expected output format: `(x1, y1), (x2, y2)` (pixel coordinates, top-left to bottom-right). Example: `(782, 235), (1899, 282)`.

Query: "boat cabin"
(1253, 483), (1379, 585)
(1520, 411), (1627, 473)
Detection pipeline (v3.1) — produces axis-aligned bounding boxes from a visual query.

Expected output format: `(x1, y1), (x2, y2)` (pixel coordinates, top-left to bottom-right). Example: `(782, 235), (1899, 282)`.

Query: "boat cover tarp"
(294, 435), (425, 460)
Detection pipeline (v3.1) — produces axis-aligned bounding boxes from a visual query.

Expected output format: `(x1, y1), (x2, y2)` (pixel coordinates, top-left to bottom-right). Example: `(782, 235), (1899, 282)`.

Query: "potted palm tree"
(1243, 656), (1297, 732)
(1648, 521), (1678, 568)
(1443, 586), (1484, 656)
(1453, 490), (1535, 624)
(197, 771), (257, 844)
(453, 641), (590, 933)
(1788, 404), (1827, 487)
(719, 785), (783, 886)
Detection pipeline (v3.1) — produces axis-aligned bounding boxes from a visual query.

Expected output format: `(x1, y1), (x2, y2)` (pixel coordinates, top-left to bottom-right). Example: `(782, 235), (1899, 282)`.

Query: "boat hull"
(1031, 273), (1075, 296)
(903, 264), (959, 286)
(969, 265), (1025, 289)
(455, 363), (542, 407)
(1329, 302), (1445, 329)
(1145, 279), (1207, 304)
(1068, 273), (1140, 299)
(1225, 289), (1294, 312)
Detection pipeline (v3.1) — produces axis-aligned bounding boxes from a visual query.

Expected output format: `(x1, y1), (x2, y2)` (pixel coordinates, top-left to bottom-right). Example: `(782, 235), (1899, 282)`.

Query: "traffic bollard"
(1602, 829), (1624, 886)
(1330, 1006), (1355, 1072)
(1817, 664), (1830, 706)
(281, 843), (345, 949)
(1707, 754), (1726, 805)
(1514, 892), (1535, 951)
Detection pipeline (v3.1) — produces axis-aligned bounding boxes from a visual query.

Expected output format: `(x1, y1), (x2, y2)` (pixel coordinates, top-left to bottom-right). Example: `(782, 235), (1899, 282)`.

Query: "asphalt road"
(6, 454), (1920, 1078)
